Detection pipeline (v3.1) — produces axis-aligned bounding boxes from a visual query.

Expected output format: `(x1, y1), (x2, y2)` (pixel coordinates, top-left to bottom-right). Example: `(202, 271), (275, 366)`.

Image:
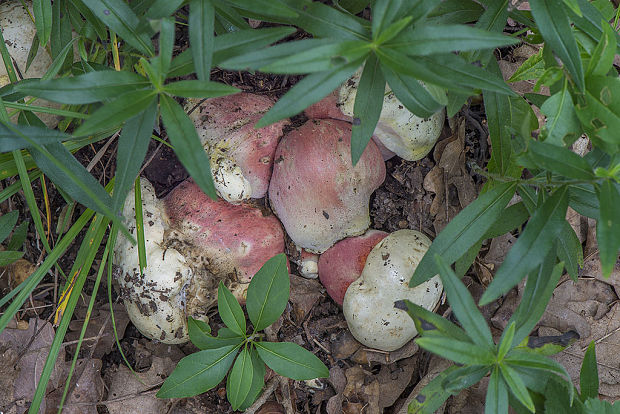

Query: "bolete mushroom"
(342, 229), (443, 351)
(306, 71), (445, 161)
(318, 229), (388, 305)
(187, 93), (288, 203)
(114, 178), (286, 344)
(268, 119), (386, 253)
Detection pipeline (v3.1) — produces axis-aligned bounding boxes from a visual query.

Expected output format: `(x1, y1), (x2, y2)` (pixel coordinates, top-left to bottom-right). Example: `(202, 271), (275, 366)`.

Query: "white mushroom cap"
(342, 229), (443, 351)
(339, 70), (445, 161)
(114, 178), (192, 343)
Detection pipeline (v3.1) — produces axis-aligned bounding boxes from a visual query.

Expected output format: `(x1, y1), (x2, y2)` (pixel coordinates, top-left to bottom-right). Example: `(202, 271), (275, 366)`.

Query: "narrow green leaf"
(580, 343), (599, 400)
(246, 254), (289, 332)
(568, 184), (599, 219)
(226, 0), (298, 18)
(486, 367), (509, 414)
(41, 37), (79, 82)
(556, 221), (583, 280)
(540, 86), (581, 146)
(527, 140), (595, 180)
(508, 48), (545, 83)
(480, 187), (569, 305)
(576, 76), (620, 149)
(255, 341), (328, 380)
(0, 123), (72, 152)
(381, 65), (443, 118)
(33, 0), (53, 47)
(500, 363), (535, 412)
(483, 202), (529, 239)
(397, 299), (471, 343)
(416, 336), (495, 365)
(49, 0), (72, 70)
(407, 366), (460, 413)
(375, 16), (413, 45)
(145, 0), (184, 18)
(434, 254), (494, 348)
(351, 54), (385, 165)
(237, 346), (266, 411)
(505, 350), (571, 381)
(411, 182), (516, 286)
(586, 20), (616, 77)
(286, 1), (370, 41)
(190, 0), (215, 81)
(134, 180), (147, 272)
(28, 142), (116, 218)
(155, 17), (175, 78)
(388, 24), (518, 56)
(7, 220), (29, 251)
(498, 322), (516, 361)
(162, 80), (239, 99)
(443, 365), (489, 393)
(529, 0), (584, 91)
(112, 99), (158, 212)
(259, 40), (370, 74)
(427, 0), (484, 24)
(0, 250), (24, 266)
(157, 345), (239, 398)
(218, 282), (246, 336)
(190, 323), (244, 350)
(227, 346), (254, 410)
(81, 0), (154, 56)
(159, 94), (217, 199)
(596, 181), (620, 277)
(25, 29), (41, 74)
(255, 60), (361, 128)
(571, 0), (620, 49)
(71, 0), (109, 41)
(75, 90), (158, 136)
(371, 0), (403, 40)
(16, 71), (151, 104)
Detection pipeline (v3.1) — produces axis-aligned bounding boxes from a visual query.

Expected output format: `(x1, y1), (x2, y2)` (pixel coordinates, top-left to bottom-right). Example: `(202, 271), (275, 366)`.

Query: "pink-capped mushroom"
(187, 93), (289, 203)
(269, 119), (386, 253)
(114, 178), (286, 344)
(318, 230), (388, 305)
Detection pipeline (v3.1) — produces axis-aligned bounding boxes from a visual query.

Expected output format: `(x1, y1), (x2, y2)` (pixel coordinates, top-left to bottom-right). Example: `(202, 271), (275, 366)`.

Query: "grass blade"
(190, 0), (215, 81)
(33, 0), (53, 47)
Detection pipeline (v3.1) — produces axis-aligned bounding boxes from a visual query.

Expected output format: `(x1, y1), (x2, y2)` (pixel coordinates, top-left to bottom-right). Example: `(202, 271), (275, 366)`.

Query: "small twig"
(244, 377), (279, 414)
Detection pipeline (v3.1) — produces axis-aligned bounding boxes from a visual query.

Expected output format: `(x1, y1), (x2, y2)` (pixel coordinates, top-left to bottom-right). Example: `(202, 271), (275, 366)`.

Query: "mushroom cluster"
(115, 71), (446, 349)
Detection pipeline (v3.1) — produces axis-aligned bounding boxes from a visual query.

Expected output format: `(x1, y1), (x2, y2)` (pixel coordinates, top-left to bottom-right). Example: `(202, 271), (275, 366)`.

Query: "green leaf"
(529, 0), (584, 91)
(227, 346), (254, 410)
(580, 342), (599, 401)
(411, 182), (516, 286)
(540, 86), (581, 146)
(190, 0), (215, 81)
(527, 140), (595, 180)
(191, 323), (244, 350)
(218, 282), (246, 336)
(159, 94), (217, 199)
(504, 349), (571, 382)
(219, 38), (335, 71)
(50, 0), (72, 71)
(434, 255), (494, 348)
(480, 187), (569, 305)
(112, 100), (158, 212)
(569, 184), (599, 219)
(226, 0), (298, 18)
(388, 24), (518, 56)
(596, 181), (620, 278)
(28, 142), (116, 218)
(0, 250), (25, 267)
(407, 365), (460, 413)
(237, 346), (266, 411)
(509, 259), (563, 347)
(416, 336), (495, 365)
(443, 365), (489, 393)
(16, 71), (151, 104)
(255, 60), (361, 128)
(75, 90), (158, 137)
(155, 17), (175, 79)
(246, 253), (289, 332)
(486, 367), (509, 414)
(571, 0), (620, 49)
(259, 40), (370, 74)
(556, 221), (583, 280)
(286, 1), (370, 41)
(157, 345), (239, 398)
(586, 20), (616, 77)
(71, 0), (109, 41)
(381, 65), (443, 118)
(483, 202), (529, 240)
(33, 0), (53, 47)
(0, 124), (72, 151)
(576, 76), (620, 149)
(188, 316), (211, 336)
(371, 0), (403, 40)
(351, 54), (384, 165)
(7, 220), (29, 251)
(508, 48), (545, 82)
(162, 80), (239, 98)
(427, 0), (484, 24)
(145, 0), (185, 18)
(81, 0), (154, 56)
(498, 322), (516, 361)
(134, 181), (147, 273)
(500, 363), (535, 412)
(396, 300), (471, 343)
(584, 398), (618, 414)
(255, 341), (328, 380)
